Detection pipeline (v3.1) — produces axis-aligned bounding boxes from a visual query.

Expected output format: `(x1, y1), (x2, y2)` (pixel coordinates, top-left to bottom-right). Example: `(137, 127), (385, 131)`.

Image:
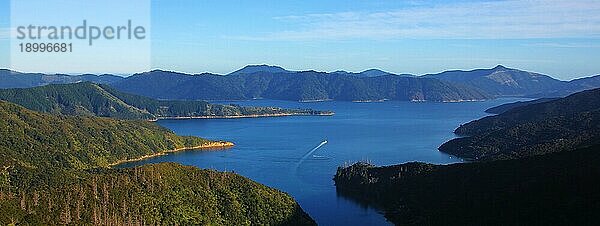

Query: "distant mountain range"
(0, 82), (332, 120)
(2, 65), (600, 102)
(423, 65), (600, 97)
(0, 69), (122, 89)
(109, 69), (491, 102)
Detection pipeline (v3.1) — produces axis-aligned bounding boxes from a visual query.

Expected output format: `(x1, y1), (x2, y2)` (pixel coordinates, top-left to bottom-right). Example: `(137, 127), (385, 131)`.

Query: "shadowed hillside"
(440, 88), (600, 161)
(334, 88), (600, 225)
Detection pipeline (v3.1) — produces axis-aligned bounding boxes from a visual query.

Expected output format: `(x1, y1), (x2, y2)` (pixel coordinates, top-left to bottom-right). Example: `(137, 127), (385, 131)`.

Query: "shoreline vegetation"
(108, 141), (235, 167)
(151, 112), (335, 121)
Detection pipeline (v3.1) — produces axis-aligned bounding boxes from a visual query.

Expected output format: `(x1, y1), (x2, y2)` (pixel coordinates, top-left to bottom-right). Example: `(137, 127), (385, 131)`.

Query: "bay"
(118, 99), (523, 225)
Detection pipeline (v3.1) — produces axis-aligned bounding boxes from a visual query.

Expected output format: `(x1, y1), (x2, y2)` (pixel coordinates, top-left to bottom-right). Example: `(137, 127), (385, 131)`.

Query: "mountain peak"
(493, 65), (509, 70)
(229, 65), (291, 75)
(360, 69), (391, 77)
(147, 69), (175, 74)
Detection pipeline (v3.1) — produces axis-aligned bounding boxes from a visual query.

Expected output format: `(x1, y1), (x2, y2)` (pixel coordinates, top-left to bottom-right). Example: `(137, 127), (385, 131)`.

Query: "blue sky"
(2, 0), (600, 80)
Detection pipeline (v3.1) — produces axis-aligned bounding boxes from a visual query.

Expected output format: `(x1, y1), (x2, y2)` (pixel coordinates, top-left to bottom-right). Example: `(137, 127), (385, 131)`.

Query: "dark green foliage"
(0, 101), (315, 225)
(0, 82), (332, 120)
(0, 82), (154, 119)
(111, 70), (492, 102)
(334, 144), (600, 225)
(0, 100), (209, 170)
(1, 164), (314, 225)
(440, 88), (600, 160)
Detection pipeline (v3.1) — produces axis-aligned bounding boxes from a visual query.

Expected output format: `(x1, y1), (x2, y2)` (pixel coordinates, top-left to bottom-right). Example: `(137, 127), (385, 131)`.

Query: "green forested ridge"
(439, 88), (600, 160)
(0, 101), (315, 225)
(0, 82), (332, 120)
(0, 100), (209, 170)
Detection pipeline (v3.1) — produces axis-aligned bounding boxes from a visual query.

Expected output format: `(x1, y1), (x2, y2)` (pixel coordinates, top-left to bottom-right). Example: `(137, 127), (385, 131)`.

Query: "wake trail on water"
(295, 140), (328, 172)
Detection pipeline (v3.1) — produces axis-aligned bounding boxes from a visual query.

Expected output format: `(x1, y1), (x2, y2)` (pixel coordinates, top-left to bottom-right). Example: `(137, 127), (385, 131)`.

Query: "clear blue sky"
(2, 0), (600, 80)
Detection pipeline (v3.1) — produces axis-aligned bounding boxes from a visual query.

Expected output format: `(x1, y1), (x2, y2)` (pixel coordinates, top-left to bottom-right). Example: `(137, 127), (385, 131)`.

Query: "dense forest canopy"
(0, 101), (315, 225)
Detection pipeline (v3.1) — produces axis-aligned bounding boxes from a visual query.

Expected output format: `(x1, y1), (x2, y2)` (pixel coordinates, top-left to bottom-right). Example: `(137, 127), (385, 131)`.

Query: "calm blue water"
(119, 99), (523, 225)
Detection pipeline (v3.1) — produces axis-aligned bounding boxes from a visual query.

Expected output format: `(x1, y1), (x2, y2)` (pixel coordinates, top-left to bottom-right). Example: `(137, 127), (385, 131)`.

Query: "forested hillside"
(0, 101), (315, 225)
(0, 82), (333, 120)
(440, 88), (600, 160)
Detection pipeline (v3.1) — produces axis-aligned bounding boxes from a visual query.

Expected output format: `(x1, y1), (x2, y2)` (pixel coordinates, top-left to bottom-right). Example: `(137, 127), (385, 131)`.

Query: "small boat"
(312, 155), (330, 160)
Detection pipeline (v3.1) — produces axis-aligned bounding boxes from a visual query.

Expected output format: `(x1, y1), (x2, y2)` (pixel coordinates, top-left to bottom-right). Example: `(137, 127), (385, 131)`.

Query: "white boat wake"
(296, 140), (328, 169)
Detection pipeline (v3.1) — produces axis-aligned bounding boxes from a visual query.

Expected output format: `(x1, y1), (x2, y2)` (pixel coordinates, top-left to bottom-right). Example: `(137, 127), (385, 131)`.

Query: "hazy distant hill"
(484, 98), (559, 114)
(111, 69), (491, 102)
(0, 69), (123, 89)
(231, 65), (397, 78)
(228, 65), (292, 75)
(0, 82), (332, 120)
(423, 65), (565, 96)
(529, 74), (600, 98)
(566, 74), (600, 90)
(331, 69), (403, 78)
(439, 88), (600, 161)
